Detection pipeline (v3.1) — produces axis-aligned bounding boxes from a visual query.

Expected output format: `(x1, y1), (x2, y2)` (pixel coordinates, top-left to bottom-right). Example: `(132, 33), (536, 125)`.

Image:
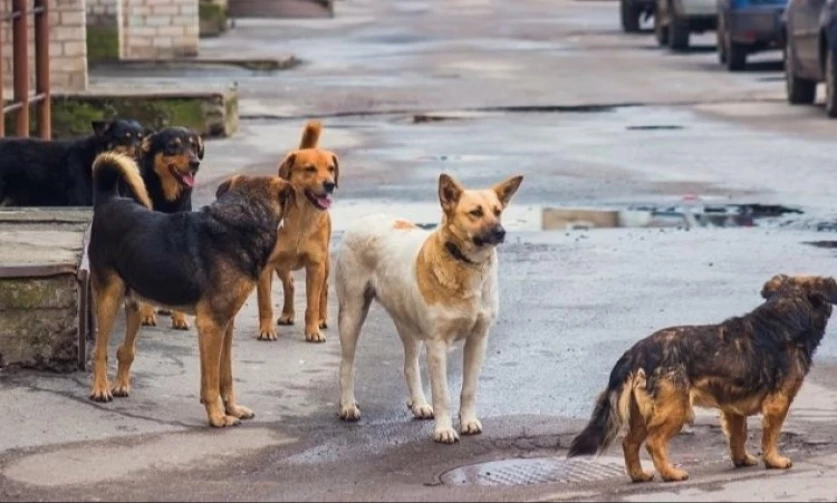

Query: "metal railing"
(0, 0), (50, 139)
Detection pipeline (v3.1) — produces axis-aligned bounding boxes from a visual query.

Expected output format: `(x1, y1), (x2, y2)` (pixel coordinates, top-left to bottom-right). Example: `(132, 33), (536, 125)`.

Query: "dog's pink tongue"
(317, 195), (332, 209)
(182, 173), (195, 188)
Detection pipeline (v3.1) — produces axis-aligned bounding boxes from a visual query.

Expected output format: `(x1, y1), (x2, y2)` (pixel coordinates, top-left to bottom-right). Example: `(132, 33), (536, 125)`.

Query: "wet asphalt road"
(7, 0), (837, 501)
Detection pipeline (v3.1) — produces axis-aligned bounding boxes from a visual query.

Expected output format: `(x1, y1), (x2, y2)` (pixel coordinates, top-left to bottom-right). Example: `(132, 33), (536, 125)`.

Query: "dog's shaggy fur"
(567, 274), (837, 483)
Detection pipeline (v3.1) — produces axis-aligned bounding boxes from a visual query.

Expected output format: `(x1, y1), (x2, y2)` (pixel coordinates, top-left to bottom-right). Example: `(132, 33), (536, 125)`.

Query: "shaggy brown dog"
(568, 275), (837, 482)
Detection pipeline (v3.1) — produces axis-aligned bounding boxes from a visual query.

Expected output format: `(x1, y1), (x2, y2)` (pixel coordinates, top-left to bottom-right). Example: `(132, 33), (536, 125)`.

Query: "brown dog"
(567, 274), (837, 482)
(88, 152), (293, 427)
(256, 120), (338, 343)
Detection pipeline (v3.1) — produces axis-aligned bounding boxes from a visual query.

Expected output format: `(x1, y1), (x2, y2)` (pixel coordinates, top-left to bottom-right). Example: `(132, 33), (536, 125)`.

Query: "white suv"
(654, 0), (718, 51)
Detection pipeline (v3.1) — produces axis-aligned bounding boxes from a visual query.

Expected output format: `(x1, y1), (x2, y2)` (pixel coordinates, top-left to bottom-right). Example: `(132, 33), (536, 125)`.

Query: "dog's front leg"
(460, 325), (490, 436)
(256, 267), (278, 341)
(304, 262), (326, 343)
(427, 339), (458, 444)
(139, 301), (157, 326)
(196, 314), (239, 427)
(761, 386), (800, 469)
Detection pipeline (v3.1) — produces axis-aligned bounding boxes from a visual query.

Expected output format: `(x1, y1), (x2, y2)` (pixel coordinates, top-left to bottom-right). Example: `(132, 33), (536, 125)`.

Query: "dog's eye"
(125, 132), (132, 138)
(305, 166), (317, 174)
(469, 207), (484, 218)
(328, 166), (335, 173)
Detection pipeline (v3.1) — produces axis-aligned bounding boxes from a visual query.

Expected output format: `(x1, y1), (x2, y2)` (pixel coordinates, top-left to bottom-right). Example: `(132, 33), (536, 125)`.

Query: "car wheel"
(826, 47), (837, 117)
(726, 38), (747, 71)
(668, 8), (690, 51)
(716, 15), (727, 64)
(621, 0), (641, 33)
(654, 9), (669, 46)
(784, 42), (816, 105)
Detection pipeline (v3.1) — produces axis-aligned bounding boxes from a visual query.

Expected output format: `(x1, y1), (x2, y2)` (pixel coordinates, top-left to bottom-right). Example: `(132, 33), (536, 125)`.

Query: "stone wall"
(120, 0), (200, 59)
(1, 0), (88, 92)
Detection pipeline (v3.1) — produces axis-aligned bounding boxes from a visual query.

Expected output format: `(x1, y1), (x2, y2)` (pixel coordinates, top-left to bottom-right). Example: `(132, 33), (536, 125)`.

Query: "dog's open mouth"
(170, 166), (196, 188)
(304, 189), (332, 210)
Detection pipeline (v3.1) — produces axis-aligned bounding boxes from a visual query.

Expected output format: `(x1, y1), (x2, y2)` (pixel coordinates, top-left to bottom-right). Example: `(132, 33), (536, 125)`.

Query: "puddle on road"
(331, 200), (802, 233)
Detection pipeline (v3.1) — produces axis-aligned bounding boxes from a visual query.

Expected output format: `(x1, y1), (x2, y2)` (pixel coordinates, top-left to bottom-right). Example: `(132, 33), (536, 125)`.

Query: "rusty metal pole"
(34, 0), (49, 139)
(0, 7), (5, 138)
(12, 0), (29, 137)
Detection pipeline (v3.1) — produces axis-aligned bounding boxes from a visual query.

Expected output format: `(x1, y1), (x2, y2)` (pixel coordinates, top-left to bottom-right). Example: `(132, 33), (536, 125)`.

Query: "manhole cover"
(439, 456), (625, 486)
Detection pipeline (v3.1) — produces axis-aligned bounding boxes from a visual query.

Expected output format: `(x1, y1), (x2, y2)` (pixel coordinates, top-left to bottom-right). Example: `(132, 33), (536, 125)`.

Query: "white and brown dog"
(334, 173), (523, 443)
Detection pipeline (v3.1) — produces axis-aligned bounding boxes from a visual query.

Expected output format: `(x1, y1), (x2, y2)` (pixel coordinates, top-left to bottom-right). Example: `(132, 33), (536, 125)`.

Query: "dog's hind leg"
(761, 381), (802, 469)
(90, 274), (126, 402)
(623, 398), (654, 482)
(277, 268), (295, 326)
(170, 311), (191, 331)
(427, 339), (458, 444)
(139, 301), (157, 327)
(395, 322), (432, 420)
(257, 267), (278, 341)
(220, 320), (255, 420)
(318, 255), (329, 330)
(721, 411), (757, 467)
(337, 285), (373, 421)
(112, 299), (142, 397)
(644, 380), (690, 481)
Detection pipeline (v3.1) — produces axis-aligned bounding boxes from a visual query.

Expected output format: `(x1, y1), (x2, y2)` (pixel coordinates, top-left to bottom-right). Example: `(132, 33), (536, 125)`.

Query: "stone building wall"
(120, 0), (200, 59)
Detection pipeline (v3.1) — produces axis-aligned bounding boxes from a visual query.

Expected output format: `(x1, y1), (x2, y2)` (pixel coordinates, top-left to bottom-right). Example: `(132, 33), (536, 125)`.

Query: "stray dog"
(567, 274), (837, 482)
(134, 127), (205, 331)
(88, 152), (294, 427)
(335, 173), (523, 443)
(0, 119), (147, 207)
(256, 120), (338, 343)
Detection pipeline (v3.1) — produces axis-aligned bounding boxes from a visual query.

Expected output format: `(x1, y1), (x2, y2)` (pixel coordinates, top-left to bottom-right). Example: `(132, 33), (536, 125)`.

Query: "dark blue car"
(716, 0), (787, 71)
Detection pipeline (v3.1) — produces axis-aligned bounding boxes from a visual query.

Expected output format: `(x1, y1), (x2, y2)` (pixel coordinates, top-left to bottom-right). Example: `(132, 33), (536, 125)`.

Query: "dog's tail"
(299, 120), (322, 149)
(92, 152), (152, 209)
(567, 353), (637, 458)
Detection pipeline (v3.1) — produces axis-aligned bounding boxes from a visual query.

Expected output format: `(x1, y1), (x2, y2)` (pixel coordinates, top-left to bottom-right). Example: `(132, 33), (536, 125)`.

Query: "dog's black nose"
(492, 226), (506, 243)
(189, 159), (200, 171)
(323, 181), (336, 194)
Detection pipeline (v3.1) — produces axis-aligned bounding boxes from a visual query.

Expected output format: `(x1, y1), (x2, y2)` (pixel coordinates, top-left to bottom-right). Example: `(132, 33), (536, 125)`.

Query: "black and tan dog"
(568, 274), (837, 482)
(88, 151), (294, 427)
(0, 119), (148, 207)
(133, 126), (205, 331)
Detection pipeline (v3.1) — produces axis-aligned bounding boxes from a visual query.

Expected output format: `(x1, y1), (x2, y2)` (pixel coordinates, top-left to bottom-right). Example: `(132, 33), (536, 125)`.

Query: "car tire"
(668, 8), (690, 51)
(621, 0), (641, 33)
(654, 9), (669, 46)
(784, 42), (816, 105)
(826, 47), (837, 117)
(716, 15), (727, 64)
(726, 39), (747, 71)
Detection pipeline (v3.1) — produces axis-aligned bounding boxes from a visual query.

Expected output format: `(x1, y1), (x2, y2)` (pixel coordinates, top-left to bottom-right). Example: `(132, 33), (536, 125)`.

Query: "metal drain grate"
(439, 457), (625, 487)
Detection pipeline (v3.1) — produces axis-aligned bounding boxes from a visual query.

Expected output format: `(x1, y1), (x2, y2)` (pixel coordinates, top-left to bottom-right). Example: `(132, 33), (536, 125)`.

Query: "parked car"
(716, 0), (787, 71)
(654, 0), (718, 51)
(621, 0), (655, 33)
(784, 0), (837, 116)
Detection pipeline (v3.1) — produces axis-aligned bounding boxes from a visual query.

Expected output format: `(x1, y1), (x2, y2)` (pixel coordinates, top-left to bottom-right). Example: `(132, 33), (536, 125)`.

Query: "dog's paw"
(257, 323), (278, 341)
(629, 471), (655, 483)
(660, 468), (689, 482)
(733, 453), (759, 467)
(140, 313), (157, 327)
(209, 414), (242, 428)
(433, 426), (460, 444)
(90, 383), (113, 402)
(111, 381), (131, 398)
(408, 400), (434, 420)
(460, 417), (483, 436)
(171, 313), (190, 331)
(339, 402), (361, 421)
(225, 404), (255, 420)
(765, 455), (792, 470)
(277, 313), (295, 325)
(305, 328), (326, 343)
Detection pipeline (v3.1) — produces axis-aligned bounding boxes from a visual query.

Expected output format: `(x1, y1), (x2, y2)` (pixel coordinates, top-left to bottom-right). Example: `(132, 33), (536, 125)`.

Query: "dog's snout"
(189, 158), (201, 171)
(323, 181), (336, 194)
(492, 226), (506, 243)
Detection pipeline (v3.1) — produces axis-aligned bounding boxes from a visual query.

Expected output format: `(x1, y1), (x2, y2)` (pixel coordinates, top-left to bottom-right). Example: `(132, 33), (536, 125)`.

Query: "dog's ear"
(278, 152), (296, 180)
(140, 132), (155, 154)
(492, 175), (524, 207)
(332, 154), (339, 189)
(438, 173), (464, 214)
(92, 120), (112, 138)
(273, 178), (295, 204)
(761, 274), (790, 299)
(815, 276), (837, 304)
(216, 176), (237, 199)
(194, 135), (205, 160)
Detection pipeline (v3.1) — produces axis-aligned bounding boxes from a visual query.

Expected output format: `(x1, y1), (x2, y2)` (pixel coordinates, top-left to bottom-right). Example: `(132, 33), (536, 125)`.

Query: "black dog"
(135, 126), (205, 330)
(0, 119), (149, 207)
